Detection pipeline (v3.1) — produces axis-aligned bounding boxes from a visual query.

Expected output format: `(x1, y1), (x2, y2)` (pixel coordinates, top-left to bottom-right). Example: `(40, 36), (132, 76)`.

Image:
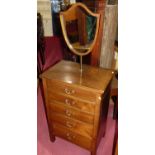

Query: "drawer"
(50, 113), (93, 138)
(47, 80), (97, 102)
(52, 122), (92, 150)
(48, 92), (95, 114)
(49, 101), (94, 124)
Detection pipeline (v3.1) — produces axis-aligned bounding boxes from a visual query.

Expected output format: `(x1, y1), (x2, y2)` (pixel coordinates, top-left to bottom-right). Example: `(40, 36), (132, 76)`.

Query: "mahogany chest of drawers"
(40, 60), (114, 155)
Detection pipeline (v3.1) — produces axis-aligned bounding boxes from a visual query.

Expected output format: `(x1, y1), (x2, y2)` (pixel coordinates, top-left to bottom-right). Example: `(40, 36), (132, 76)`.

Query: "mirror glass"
(64, 6), (97, 53)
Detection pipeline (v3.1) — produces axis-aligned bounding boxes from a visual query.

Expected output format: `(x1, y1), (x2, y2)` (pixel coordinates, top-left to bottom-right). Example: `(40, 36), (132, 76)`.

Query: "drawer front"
(47, 80), (97, 102)
(48, 92), (95, 114)
(50, 113), (93, 138)
(49, 101), (94, 124)
(52, 122), (92, 150)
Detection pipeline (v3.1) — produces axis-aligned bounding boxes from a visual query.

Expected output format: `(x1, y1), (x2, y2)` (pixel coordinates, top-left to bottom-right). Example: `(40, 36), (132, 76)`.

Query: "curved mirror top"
(60, 3), (100, 56)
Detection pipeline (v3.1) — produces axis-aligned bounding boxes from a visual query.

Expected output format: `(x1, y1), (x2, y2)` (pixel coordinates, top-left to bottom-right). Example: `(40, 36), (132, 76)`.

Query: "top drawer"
(47, 80), (97, 102)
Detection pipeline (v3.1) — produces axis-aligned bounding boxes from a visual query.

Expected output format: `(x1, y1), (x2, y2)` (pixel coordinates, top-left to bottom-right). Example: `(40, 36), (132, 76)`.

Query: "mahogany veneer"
(40, 60), (114, 155)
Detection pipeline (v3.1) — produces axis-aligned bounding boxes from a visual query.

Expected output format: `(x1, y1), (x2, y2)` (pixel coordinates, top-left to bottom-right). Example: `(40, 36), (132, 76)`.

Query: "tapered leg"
(91, 146), (97, 155)
(102, 89), (110, 137)
(50, 134), (55, 142)
(91, 150), (96, 155)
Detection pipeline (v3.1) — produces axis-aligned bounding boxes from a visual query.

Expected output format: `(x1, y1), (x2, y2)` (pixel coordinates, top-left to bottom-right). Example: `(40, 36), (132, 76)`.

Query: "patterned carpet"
(37, 86), (116, 155)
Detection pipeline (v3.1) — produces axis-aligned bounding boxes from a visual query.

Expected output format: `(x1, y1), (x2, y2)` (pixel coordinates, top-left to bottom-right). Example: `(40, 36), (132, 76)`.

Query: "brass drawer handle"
(66, 132), (76, 140)
(64, 88), (75, 95)
(66, 121), (75, 128)
(65, 99), (76, 106)
(65, 99), (70, 105)
(65, 110), (72, 117)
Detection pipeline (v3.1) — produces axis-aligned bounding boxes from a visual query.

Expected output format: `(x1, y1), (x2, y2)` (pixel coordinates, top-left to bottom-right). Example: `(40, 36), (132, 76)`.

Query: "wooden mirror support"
(60, 3), (100, 71)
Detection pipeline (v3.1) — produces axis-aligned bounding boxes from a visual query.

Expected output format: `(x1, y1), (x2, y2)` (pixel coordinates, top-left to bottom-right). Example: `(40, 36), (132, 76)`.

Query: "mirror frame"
(60, 3), (100, 56)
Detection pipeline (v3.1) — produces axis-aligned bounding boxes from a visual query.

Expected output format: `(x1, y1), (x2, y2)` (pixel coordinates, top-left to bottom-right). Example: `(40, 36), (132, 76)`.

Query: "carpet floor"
(37, 86), (116, 155)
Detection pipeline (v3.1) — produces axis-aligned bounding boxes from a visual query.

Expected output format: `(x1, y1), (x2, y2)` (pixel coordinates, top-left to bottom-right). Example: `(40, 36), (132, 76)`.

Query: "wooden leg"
(102, 89), (110, 137)
(91, 146), (97, 155)
(112, 96), (118, 120)
(50, 134), (55, 142)
(91, 150), (96, 155)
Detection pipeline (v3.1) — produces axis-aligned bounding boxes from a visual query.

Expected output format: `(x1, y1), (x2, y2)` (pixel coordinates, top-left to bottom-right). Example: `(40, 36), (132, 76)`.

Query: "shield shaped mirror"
(60, 3), (100, 71)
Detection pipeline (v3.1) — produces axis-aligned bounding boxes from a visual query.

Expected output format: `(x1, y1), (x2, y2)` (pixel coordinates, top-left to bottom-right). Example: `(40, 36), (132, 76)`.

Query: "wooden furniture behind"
(40, 60), (114, 155)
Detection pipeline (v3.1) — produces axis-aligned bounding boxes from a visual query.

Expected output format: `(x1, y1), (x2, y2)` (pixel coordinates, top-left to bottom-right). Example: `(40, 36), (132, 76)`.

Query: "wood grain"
(48, 92), (95, 113)
(50, 113), (93, 138)
(40, 60), (114, 93)
(52, 123), (92, 150)
(49, 101), (94, 124)
(40, 60), (113, 155)
(47, 80), (97, 102)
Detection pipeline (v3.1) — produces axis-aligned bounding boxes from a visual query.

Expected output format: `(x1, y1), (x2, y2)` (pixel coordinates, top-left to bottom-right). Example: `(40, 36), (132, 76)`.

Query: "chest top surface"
(40, 60), (114, 93)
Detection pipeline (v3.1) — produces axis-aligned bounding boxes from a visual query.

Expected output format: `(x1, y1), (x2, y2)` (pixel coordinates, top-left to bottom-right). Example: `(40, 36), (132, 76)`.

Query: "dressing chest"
(40, 60), (114, 155)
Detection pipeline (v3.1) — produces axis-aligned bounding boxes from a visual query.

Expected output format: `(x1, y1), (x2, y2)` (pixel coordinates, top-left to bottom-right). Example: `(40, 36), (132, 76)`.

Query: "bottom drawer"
(52, 122), (92, 150)
(50, 113), (93, 138)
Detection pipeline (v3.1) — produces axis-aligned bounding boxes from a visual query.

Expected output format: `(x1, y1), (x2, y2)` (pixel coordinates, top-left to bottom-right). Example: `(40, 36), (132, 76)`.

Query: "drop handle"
(64, 88), (75, 95)
(66, 133), (76, 140)
(65, 99), (70, 105)
(65, 99), (76, 106)
(65, 110), (72, 117)
(66, 121), (75, 128)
